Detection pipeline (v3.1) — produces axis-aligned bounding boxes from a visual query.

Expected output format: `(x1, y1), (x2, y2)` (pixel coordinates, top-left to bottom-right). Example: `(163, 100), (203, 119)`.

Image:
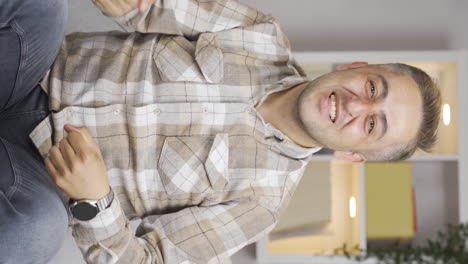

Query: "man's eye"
(368, 118), (375, 134)
(370, 81), (376, 97)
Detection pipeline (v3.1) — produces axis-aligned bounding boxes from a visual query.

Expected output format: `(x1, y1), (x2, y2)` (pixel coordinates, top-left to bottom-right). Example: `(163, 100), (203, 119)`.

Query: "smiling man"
(258, 62), (439, 162)
(0, 0), (440, 263)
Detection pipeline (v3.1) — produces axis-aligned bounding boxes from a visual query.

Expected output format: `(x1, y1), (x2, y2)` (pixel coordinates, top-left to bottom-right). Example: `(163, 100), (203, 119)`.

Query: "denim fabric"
(0, 0), (69, 263)
(0, 0), (67, 111)
(0, 86), (50, 158)
(0, 138), (69, 264)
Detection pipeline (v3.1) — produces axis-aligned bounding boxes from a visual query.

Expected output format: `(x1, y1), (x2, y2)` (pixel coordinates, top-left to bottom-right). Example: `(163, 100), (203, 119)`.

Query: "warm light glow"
(349, 196), (357, 218)
(443, 104), (451, 126)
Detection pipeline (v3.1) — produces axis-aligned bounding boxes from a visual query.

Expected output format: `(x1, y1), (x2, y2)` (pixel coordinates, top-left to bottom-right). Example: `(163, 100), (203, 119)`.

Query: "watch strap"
(96, 187), (114, 211)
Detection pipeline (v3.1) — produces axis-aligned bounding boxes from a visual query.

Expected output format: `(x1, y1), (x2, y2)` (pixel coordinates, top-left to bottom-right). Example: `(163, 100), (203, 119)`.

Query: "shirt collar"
(256, 75), (322, 159)
(263, 123), (321, 159)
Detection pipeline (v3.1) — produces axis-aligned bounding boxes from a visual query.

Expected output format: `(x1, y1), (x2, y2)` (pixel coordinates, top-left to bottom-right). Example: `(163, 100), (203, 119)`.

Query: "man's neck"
(256, 82), (321, 148)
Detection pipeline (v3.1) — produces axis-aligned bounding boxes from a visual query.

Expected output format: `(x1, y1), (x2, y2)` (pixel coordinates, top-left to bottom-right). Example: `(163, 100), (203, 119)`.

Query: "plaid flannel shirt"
(31, 0), (320, 263)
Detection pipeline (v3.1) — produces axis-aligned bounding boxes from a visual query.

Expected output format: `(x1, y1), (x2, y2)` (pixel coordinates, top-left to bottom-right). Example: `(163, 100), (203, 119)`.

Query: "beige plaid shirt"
(31, 0), (320, 263)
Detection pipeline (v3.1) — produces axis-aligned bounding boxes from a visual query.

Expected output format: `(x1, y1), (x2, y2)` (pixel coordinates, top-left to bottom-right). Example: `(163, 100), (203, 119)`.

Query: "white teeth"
(330, 94), (336, 122)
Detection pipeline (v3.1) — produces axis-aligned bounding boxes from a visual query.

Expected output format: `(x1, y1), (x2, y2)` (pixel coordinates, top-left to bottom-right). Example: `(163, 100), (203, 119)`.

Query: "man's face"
(297, 65), (423, 157)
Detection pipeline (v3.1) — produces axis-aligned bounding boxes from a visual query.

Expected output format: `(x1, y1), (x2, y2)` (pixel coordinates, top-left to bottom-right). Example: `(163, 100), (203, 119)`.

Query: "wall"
(412, 161), (459, 245)
(68, 0), (468, 52)
(239, 0), (468, 51)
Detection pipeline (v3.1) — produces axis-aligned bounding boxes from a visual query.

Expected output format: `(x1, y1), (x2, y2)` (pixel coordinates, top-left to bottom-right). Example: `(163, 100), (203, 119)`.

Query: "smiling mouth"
(329, 92), (337, 123)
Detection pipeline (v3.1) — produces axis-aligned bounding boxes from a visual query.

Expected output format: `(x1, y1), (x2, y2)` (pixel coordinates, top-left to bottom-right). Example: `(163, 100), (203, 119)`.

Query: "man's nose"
(347, 98), (374, 118)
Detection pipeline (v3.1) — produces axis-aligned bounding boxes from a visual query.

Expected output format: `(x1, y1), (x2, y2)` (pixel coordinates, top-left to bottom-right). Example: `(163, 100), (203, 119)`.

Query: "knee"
(32, 0), (68, 37)
(0, 189), (69, 263)
(23, 0), (68, 18)
(15, 0), (68, 39)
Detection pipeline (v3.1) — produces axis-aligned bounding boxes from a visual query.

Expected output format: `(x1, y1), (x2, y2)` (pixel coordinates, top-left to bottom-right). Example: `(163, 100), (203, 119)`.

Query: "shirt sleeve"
(92, 0), (271, 37)
(71, 192), (279, 264)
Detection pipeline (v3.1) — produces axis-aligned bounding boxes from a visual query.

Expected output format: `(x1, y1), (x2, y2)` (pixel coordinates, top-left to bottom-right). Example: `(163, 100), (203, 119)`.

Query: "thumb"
(138, 0), (150, 13)
(64, 124), (79, 133)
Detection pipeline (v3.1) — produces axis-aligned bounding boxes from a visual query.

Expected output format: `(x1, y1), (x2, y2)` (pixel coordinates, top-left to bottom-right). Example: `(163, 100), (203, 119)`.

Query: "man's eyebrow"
(378, 112), (388, 140)
(377, 74), (388, 98)
(376, 74), (388, 140)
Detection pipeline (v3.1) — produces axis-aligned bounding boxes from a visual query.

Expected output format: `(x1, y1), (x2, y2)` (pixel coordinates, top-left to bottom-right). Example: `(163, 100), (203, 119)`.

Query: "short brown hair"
(367, 63), (442, 161)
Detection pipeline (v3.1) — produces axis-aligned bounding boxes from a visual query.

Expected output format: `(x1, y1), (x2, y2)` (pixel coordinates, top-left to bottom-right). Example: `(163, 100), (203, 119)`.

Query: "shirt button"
(245, 107), (252, 113)
(114, 109), (121, 115)
(154, 109), (161, 114)
(202, 107), (209, 113)
(67, 108), (74, 113)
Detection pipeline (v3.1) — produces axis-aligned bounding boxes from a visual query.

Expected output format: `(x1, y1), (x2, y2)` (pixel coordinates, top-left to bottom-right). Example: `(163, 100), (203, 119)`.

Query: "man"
(0, 0), (440, 263)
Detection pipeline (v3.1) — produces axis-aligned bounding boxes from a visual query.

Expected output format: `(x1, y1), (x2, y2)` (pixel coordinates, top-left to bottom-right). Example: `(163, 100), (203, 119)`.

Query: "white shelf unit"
(308, 154), (459, 162)
(256, 50), (468, 264)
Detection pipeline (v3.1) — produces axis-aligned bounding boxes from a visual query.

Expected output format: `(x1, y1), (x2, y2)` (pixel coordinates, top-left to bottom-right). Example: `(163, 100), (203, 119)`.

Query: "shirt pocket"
(153, 33), (224, 83)
(158, 133), (229, 195)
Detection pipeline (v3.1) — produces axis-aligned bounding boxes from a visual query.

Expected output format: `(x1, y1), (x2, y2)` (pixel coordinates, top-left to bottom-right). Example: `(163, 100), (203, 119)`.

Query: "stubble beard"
(297, 75), (339, 150)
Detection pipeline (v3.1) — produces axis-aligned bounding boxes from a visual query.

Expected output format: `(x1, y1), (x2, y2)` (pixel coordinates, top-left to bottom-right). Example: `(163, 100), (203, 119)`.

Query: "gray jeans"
(0, 0), (69, 263)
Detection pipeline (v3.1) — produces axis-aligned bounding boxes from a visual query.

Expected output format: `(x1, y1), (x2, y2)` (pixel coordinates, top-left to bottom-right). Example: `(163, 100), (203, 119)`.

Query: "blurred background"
(68, 0), (468, 51)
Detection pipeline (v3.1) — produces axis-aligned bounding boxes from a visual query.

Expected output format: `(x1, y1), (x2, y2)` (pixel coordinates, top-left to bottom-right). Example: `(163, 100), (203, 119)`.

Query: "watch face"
(72, 202), (99, 221)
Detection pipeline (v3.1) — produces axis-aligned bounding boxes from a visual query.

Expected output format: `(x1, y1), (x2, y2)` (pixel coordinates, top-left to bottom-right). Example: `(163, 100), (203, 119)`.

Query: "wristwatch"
(69, 187), (114, 221)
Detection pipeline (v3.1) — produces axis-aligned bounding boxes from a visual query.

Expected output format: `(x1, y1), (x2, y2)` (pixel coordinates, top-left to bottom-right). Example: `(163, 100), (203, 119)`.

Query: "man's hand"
(335, 61), (368, 71)
(94, 0), (156, 17)
(45, 124), (110, 200)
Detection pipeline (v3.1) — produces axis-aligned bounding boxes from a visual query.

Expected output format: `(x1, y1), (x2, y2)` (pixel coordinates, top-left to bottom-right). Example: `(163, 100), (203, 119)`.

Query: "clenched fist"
(94, 0), (156, 17)
(45, 124), (110, 201)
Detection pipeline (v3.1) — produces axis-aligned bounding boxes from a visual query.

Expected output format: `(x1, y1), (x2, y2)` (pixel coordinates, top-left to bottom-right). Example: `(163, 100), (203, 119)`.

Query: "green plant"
(340, 223), (468, 264)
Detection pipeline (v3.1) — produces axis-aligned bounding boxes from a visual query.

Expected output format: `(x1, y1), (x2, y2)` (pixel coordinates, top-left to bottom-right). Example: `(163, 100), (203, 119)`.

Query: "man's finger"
(48, 146), (69, 175)
(64, 125), (93, 154)
(138, 0), (148, 13)
(95, 0), (136, 16)
(66, 133), (87, 155)
(45, 157), (58, 178)
(59, 138), (76, 168)
(138, 0), (155, 13)
(45, 157), (66, 188)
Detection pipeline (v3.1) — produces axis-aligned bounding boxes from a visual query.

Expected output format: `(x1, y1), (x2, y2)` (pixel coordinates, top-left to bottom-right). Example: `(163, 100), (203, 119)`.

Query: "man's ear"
(334, 151), (367, 163)
(335, 61), (369, 71)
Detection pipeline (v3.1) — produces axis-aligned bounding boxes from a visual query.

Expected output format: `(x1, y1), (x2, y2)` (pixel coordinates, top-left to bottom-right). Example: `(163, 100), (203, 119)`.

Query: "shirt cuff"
(91, 0), (139, 30)
(112, 8), (140, 32)
(71, 193), (128, 243)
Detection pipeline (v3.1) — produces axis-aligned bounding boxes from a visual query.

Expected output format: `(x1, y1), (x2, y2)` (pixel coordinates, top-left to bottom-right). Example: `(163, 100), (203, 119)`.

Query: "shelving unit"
(256, 50), (468, 263)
